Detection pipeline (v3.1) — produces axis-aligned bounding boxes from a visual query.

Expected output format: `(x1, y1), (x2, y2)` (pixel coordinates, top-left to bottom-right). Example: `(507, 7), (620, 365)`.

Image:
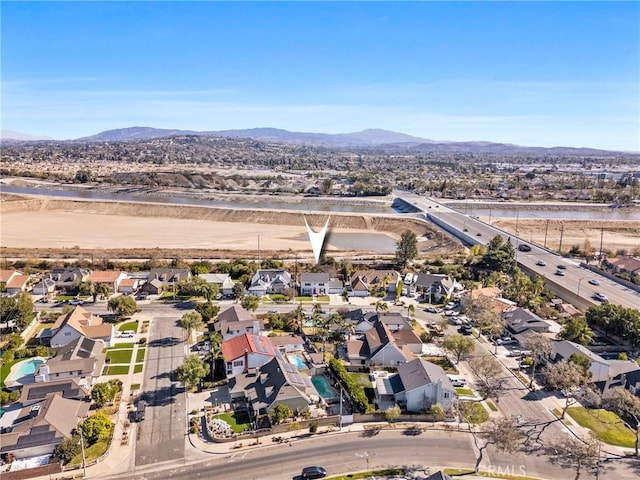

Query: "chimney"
(244, 348), (249, 373)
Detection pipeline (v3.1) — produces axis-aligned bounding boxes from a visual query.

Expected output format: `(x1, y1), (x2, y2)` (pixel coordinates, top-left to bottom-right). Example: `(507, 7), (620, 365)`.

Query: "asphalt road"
(135, 315), (187, 466)
(396, 191), (640, 311)
(117, 429), (583, 480)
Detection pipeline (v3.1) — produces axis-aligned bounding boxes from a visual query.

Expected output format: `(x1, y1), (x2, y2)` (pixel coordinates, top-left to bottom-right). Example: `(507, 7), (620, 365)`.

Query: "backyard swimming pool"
(5, 358), (45, 387)
(287, 354), (306, 369)
(312, 375), (336, 399)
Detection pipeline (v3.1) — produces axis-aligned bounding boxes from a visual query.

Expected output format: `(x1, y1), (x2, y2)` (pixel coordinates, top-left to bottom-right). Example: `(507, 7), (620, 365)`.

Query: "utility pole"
(79, 427), (87, 479)
(543, 219), (549, 249)
(258, 235), (261, 266)
(558, 223), (564, 254)
(599, 226), (604, 264)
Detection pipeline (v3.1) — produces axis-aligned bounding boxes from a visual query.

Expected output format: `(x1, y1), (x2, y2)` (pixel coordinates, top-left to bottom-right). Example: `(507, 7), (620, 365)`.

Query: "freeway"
(396, 191), (640, 311)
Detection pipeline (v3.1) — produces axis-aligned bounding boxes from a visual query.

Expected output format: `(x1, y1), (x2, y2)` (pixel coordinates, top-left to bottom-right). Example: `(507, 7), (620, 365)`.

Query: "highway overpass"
(396, 191), (640, 311)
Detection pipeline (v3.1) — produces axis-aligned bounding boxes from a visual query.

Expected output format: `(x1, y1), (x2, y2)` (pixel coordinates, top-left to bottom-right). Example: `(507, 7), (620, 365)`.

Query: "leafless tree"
(523, 332), (553, 389)
(546, 434), (601, 480)
(469, 354), (505, 399)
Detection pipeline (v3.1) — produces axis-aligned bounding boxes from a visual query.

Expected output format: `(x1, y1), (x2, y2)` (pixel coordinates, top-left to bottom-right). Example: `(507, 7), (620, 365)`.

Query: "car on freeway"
(588, 279), (600, 286)
(536, 260), (546, 266)
(424, 306), (439, 314)
(463, 228), (468, 232)
(518, 244), (532, 252)
(557, 264), (567, 270)
(301, 466), (327, 479)
(476, 232), (482, 236)
(554, 270), (565, 276)
(593, 292), (608, 302)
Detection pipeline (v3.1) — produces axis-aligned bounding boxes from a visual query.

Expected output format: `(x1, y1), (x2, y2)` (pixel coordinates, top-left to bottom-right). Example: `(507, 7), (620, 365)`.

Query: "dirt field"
(0, 195), (454, 259)
(492, 218), (640, 254)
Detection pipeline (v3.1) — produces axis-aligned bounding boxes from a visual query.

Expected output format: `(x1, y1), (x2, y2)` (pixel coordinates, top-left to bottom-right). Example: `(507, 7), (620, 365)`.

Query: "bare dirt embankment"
(1, 196), (455, 260)
(493, 218), (640, 254)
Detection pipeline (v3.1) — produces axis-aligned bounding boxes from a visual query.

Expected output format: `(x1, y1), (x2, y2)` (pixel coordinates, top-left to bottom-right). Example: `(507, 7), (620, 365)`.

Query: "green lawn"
(118, 321), (139, 332)
(131, 383), (141, 391)
(347, 372), (371, 387)
(136, 349), (146, 363)
(105, 349), (133, 364)
(486, 400), (498, 412)
(566, 407), (636, 448)
(133, 364), (144, 374)
(421, 355), (458, 374)
(214, 412), (251, 433)
(68, 432), (112, 467)
(102, 365), (130, 375)
(444, 469), (541, 480)
(108, 342), (136, 349)
(0, 357), (23, 387)
(456, 388), (474, 396)
(461, 401), (489, 424)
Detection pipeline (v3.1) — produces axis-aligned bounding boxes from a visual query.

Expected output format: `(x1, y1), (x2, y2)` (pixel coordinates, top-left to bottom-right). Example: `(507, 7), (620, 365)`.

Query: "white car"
(448, 376), (467, 387)
(69, 299), (84, 305)
(593, 292), (608, 302)
(444, 302), (456, 310)
(450, 317), (463, 325)
(120, 330), (135, 338)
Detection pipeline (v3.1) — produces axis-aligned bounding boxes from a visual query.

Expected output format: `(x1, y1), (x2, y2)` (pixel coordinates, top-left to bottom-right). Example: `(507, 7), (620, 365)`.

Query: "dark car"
(135, 400), (146, 422)
(557, 264), (567, 270)
(301, 466), (327, 479)
(518, 244), (532, 252)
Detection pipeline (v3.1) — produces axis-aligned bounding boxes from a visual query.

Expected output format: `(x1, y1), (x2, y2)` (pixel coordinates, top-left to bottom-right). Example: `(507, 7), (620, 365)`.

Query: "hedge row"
(329, 358), (368, 413)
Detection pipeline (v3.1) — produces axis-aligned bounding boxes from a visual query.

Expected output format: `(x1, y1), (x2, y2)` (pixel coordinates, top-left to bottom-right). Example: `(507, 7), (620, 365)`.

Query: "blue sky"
(2, 1), (639, 150)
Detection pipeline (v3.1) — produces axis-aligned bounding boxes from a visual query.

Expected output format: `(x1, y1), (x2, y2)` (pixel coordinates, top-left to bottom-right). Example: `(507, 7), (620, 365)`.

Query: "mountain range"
(1, 126), (630, 155)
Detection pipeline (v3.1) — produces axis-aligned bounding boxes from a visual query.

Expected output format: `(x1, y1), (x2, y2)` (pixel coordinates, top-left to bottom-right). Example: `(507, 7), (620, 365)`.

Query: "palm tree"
(180, 311), (203, 343)
(374, 300), (389, 314)
(407, 304), (415, 318)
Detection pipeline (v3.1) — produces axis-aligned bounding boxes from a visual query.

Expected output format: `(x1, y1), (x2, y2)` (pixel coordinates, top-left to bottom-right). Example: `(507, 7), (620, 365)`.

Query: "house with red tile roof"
(48, 306), (114, 348)
(118, 278), (139, 294)
(0, 269), (22, 285)
(89, 270), (127, 293)
(221, 333), (276, 378)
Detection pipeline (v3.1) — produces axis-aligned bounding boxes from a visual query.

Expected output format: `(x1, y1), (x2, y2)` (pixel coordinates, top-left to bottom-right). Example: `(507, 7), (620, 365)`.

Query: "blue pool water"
(14, 358), (44, 378)
(312, 376), (336, 399)
(599, 352), (625, 360)
(288, 354), (306, 369)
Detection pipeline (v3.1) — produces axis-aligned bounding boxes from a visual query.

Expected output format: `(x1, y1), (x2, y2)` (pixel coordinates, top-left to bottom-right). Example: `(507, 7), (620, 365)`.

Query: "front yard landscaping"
(455, 388), (474, 396)
(133, 364), (144, 374)
(460, 401), (489, 424)
(421, 355), (458, 374)
(102, 365), (130, 375)
(213, 411), (251, 433)
(566, 407), (636, 448)
(136, 348), (146, 363)
(118, 321), (139, 332)
(105, 349), (133, 364)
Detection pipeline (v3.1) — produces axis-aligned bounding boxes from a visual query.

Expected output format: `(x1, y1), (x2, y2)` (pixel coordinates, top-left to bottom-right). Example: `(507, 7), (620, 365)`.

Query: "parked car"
(301, 466), (327, 479)
(448, 376), (467, 387)
(507, 350), (523, 357)
(497, 336), (515, 345)
(430, 321), (438, 328)
(459, 326), (473, 335)
(120, 330), (135, 338)
(450, 317), (463, 326)
(135, 400), (146, 422)
(424, 306), (439, 314)
(536, 260), (546, 266)
(69, 299), (84, 305)
(444, 302), (456, 310)
(588, 279), (600, 286)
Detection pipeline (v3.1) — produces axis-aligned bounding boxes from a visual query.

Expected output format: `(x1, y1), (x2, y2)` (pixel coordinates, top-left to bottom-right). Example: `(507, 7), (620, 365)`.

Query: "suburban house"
(214, 305), (264, 341)
(222, 333), (276, 378)
(268, 334), (305, 354)
(0, 393), (89, 459)
(503, 308), (551, 337)
(199, 273), (235, 296)
(89, 270), (127, 293)
(374, 358), (456, 412)
(148, 268), (191, 287)
(345, 319), (421, 367)
(351, 312), (412, 334)
(45, 306), (114, 348)
(593, 363), (640, 399)
(248, 269), (293, 296)
(32, 278), (56, 296)
(623, 368), (640, 397)
(413, 273), (463, 302)
(49, 267), (91, 292)
(349, 269), (401, 297)
(228, 350), (316, 420)
(142, 278), (164, 295)
(5, 273), (31, 296)
(118, 278), (139, 294)
(459, 287), (502, 308)
(603, 256), (640, 281)
(0, 269), (23, 287)
(19, 379), (90, 406)
(35, 336), (106, 385)
(299, 273), (343, 295)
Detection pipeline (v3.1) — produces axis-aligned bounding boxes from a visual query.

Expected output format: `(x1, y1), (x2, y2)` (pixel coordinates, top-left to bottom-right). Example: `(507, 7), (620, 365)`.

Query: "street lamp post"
(79, 427), (87, 479)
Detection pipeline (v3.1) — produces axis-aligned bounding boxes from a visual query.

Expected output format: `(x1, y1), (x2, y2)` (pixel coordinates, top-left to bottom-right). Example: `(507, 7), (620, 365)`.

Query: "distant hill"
(78, 126), (432, 147)
(75, 126), (626, 155)
(0, 130), (53, 141)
